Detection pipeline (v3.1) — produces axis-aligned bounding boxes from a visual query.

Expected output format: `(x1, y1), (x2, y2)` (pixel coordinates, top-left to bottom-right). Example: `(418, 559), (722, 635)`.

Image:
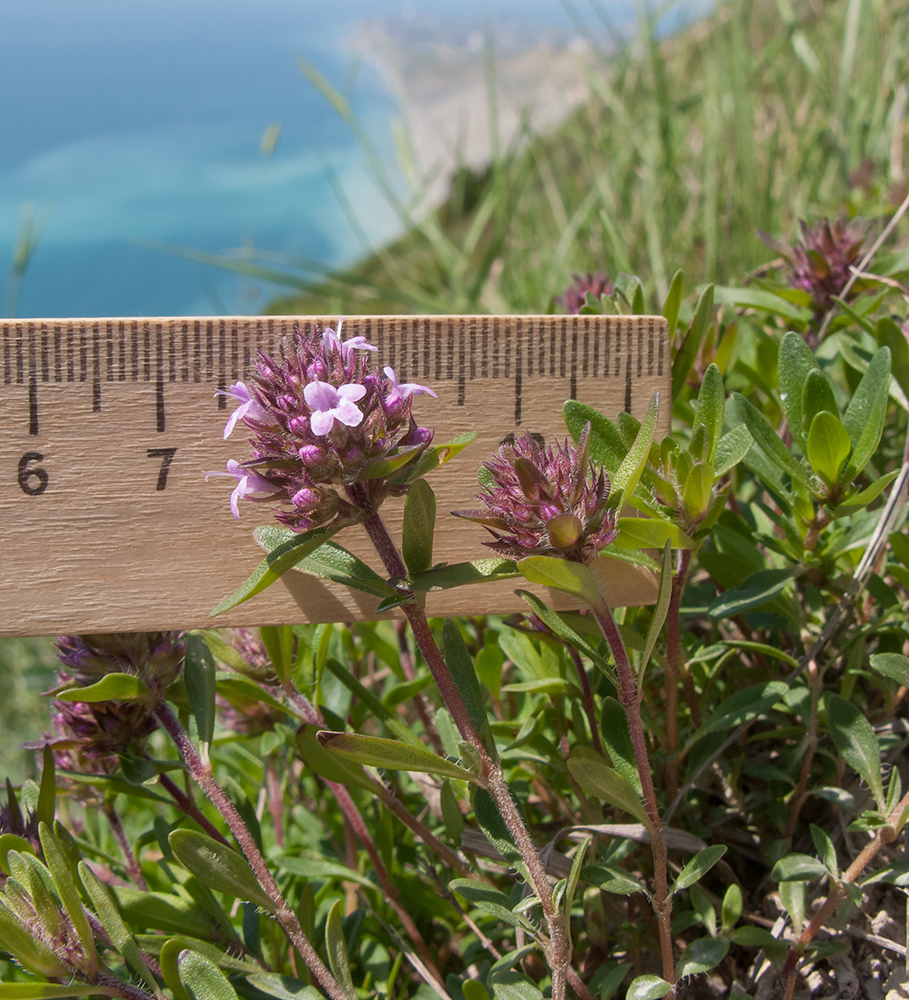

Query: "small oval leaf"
(168, 830), (276, 912)
(316, 731), (478, 782)
(55, 672), (150, 703)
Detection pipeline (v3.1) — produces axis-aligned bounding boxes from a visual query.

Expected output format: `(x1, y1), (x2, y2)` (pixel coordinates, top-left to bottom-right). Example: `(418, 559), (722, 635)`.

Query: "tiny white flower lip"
(217, 381), (270, 439)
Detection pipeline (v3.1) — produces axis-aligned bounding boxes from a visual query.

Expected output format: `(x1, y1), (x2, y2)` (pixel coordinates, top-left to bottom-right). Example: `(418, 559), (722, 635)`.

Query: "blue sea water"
(0, 0), (641, 318)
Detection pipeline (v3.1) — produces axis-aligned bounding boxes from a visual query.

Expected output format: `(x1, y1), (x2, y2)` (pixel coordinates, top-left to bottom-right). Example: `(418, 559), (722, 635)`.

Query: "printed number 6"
(18, 452), (49, 496)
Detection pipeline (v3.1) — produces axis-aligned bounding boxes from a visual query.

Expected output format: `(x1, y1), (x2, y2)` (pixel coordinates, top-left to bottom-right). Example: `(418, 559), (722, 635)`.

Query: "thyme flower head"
(453, 426), (617, 563)
(49, 632), (184, 764)
(556, 272), (614, 314)
(208, 323), (437, 532)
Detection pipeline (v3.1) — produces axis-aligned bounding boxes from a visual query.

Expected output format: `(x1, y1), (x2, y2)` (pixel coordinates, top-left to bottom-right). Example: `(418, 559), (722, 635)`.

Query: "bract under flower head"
(453, 427), (617, 563)
(213, 323), (437, 531)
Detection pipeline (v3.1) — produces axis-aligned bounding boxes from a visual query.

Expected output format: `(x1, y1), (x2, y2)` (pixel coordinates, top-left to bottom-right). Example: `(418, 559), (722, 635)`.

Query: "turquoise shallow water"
(0, 0), (651, 318)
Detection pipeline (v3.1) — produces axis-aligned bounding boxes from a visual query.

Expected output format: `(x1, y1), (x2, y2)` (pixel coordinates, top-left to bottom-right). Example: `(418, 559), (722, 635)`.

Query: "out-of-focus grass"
(0, 638), (57, 784)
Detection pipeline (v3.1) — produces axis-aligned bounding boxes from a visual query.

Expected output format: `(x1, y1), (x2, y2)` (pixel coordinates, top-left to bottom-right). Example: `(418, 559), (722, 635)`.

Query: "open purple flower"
(383, 367), (437, 398)
(205, 459), (280, 518)
(322, 325), (377, 358)
(219, 381), (271, 439)
(303, 380), (367, 435)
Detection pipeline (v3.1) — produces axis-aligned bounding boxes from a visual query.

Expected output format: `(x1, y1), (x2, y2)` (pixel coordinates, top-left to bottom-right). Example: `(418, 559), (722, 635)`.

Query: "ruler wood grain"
(0, 315), (670, 637)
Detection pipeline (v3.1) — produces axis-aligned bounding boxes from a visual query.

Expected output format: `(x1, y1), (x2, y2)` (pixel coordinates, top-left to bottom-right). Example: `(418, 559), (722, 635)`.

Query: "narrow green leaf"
(292, 543), (392, 598)
(778, 331), (816, 450)
(79, 863), (161, 996)
(0, 904), (66, 977)
(708, 567), (801, 619)
(827, 694), (885, 810)
(0, 835), (34, 872)
(567, 747), (651, 829)
(210, 523), (343, 616)
(640, 541), (673, 675)
(581, 863), (644, 896)
(771, 854), (829, 882)
(614, 518), (696, 551)
(442, 619), (495, 755)
(673, 284), (714, 400)
(806, 411), (851, 487)
(690, 681), (788, 743)
(809, 824), (838, 877)
(713, 284), (808, 321)
(294, 724), (373, 791)
(693, 363), (725, 463)
(402, 479), (436, 575)
(0, 987), (111, 999)
(731, 394), (809, 488)
(661, 269), (684, 340)
(325, 899), (357, 1000)
(36, 749), (55, 829)
(396, 430), (478, 484)
(875, 316), (909, 403)
(563, 401), (625, 468)
(411, 558), (518, 591)
(111, 886), (222, 940)
(245, 975), (322, 1000)
(600, 698), (640, 794)
(178, 950), (240, 1000)
(714, 423), (752, 476)
(870, 653), (909, 687)
(488, 971), (544, 1000)
(626, 975), (672, 1000)
(449, 879), (533, 930)
(721, 884), (743, 929)
(563, 837), (591, 927)
(682, 462), (715, 522)
(168, 830), (276, 912)
(54, 672), (150, 703)
(517, 556), (600, 603)
(675, 937), (729, 978)
(800, 368), (839, 436)
(843, 346), (891, 478)
(672, 845), (727, 893)
(832, 470), (900, 516)
(184, 634), (217, 746)
(316, 732), (478, 782)
(514, 590), (607, 668)
(38, 824), (96, 977)
(472, 788), (527, 877)
(609, 391), (660, 509)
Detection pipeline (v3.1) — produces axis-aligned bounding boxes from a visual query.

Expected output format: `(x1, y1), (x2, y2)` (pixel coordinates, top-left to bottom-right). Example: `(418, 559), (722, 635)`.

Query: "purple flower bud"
(556, 273), (614, 314)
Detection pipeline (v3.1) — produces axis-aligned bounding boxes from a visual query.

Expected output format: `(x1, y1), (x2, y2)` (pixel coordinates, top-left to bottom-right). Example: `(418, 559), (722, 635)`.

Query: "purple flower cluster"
(49, 632), (185, 765)
(454, 428), (617, 563)
(208, 324), (437, 532)
(556, 272), (615, 314)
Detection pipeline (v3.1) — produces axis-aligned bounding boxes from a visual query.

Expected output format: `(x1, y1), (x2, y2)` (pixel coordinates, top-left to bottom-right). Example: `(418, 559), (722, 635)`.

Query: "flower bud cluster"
(454, 428), (617, 564)
(556, 272), (614, 314)
(49, 632), (184, 765)
(208, 323), (437, 531)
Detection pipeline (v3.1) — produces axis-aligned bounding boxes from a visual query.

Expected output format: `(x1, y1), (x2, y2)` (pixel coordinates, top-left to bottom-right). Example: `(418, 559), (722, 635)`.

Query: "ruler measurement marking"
(569, 323), (578, 400)
(54, 326), (63, 383)
(648, 320), (654, 376)
(625, 326), (633, 414)
(92, 325), (101, 412)
(515, 318), (523, 425)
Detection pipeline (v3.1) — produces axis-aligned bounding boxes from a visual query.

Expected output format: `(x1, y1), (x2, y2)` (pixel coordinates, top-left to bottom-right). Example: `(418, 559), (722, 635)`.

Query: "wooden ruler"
(0, 315), (670, 637)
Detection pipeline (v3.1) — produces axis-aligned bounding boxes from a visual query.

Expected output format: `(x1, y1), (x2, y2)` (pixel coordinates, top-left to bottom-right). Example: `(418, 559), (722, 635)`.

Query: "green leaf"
(210, 523), (343, 616)
(178, 950), (240, 1000)
(832, 470), (900, 516)
(315, 731), (478, 782)
(0, 905), (67, 978)
(401, 479), (436, 575)
(600, 698), (640, 794)
(800, 368), (839, 436)
(614, 518), (695, 551)
(563, 836), (591, 928)
(514, 591), (608, 668)
(0, 835), (34, 872)
(673, 284), (714, 400)
(713, 284), (808, 321)
(609, 391), (660, 509)
(443, 619), (496, 755)
(449, 879), (534, 930)
(682, 462), (716, 522)
(517, 556), (600, 603)
(488, 972), (544, 1000)
(38, 824), (96, 977)
(714, 423), (752, 476)
(472, 788), (527, 877)
(54, 672), (150, 703)
(675, 937), (729, 978)
(661, 270), (685, 340)
(731, 394), (809, 489)
(563, 401), (625, 468)
(875, 316), (909, 403)
(843, 346), (891, 478)
(79, 863), (161, 996)
(721, 883), (743, 929)
(168, 830), (276, 912)
(35, 749), (55, 830)
(771, 854), (830, 882)
(806, 411), (852, 488)
(778, 331), (817, 450)
(708, 567), (801, 619)
(827, 694), (886, 810)
(690, 681), (788, 743)
(581, 863), (645, 896)
(245, 975), (322, 1000)
(411, 558), (517, 592)
(693, 363), (725, 464)
(325, 899), (357, 1000)
(870, 653), (909, 687)
(184, 634), (217, 746)
(626, 975), (673, 1000)
(672, 845), (727, 893)
(396, 430), (477, 484)
(640, 541), (673, 675)
(0, 987), (112, 999)
(111, 886), (221, 940)
(567, 747), (651, 829)
(809, 824), (838, 877)
(292, 542), (392, 598)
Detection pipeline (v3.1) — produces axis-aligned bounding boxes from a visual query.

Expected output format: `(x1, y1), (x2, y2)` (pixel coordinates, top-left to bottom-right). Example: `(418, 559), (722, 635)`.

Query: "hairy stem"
(568, 646), (602, 754)
(664, 547), (693, 801)
(355, 501), (570, 1000)
(155, 771), (232, 847)
(588, 595), (675, 992)
(153, 701), (348, 1000)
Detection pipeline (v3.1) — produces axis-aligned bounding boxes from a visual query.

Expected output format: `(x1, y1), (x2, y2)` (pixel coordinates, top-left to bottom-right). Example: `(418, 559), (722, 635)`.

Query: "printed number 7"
(147, 448), (177, 491)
